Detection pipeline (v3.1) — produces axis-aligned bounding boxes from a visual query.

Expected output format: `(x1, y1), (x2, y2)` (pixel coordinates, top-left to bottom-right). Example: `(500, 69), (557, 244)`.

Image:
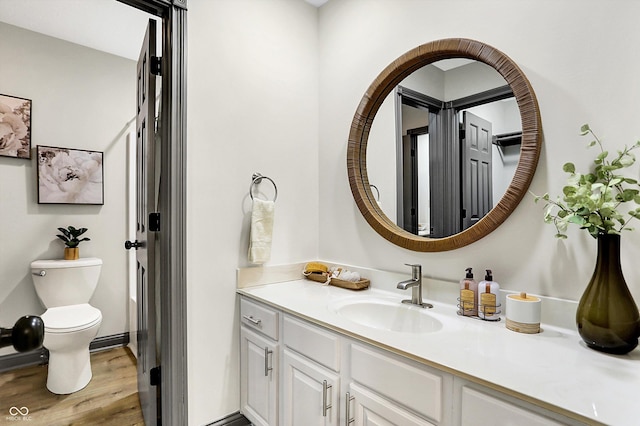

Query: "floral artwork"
(0, 94), (32, 159)
(37, 146), (104, 205)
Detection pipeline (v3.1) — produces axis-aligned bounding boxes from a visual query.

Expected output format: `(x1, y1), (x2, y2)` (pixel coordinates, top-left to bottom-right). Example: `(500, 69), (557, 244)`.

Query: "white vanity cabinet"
(347, 382), (436, 426)
(282, 349), (340, 425)
(238, 295), (585, 426)
(347, 343), (450, 425)
(240, 298), (280, 426)
(453, 378), (585, 426)
(282, 315), (341, 425)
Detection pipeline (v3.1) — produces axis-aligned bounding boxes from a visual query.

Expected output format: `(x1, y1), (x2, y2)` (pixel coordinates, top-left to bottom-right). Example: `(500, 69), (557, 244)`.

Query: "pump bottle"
(478, 269), (500, 320)
(459, 267), (478, 316)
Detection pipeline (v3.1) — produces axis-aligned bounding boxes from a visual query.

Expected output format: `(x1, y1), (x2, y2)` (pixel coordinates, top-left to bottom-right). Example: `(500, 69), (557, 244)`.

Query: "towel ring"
(370, 184), (380, 202)
(250, 173), (278, 202)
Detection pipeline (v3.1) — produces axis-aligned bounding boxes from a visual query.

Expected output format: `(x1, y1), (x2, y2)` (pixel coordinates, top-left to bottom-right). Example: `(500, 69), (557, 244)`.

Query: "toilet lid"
(42, 304), (102, 333)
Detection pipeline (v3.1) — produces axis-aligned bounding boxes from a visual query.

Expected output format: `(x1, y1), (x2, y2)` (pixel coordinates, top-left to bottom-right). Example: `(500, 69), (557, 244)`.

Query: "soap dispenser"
(459, 267), (478, 316)
(478, 269), (500, 320)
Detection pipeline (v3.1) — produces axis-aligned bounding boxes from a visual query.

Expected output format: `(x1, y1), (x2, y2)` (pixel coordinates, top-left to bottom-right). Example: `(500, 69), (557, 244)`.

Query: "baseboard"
(90, 332), (130, 352)
(0, 349), (44, 373)
(207, 411), (251, 426)
(0, 332), (129, 373)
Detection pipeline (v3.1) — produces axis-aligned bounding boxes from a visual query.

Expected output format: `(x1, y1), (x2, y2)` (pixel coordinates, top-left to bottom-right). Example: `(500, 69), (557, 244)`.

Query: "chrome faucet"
(397, 264), (433, 309)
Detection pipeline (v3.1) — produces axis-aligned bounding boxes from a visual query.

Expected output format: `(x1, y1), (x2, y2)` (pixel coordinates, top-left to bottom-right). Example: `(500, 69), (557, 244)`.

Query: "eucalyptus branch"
(533, 124), (640, 239)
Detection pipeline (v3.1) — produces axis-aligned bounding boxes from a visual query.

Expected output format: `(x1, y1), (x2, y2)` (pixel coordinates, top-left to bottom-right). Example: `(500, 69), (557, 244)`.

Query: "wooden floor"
(0, 347), (144, 425)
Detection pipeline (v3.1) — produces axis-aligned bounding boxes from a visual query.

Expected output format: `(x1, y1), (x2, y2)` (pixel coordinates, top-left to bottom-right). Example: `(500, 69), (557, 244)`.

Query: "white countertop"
(238, 279), (640, 426)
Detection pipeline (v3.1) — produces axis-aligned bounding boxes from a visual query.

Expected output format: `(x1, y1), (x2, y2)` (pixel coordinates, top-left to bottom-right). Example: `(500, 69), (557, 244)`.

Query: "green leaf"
(588, 214), (603, 225)
(568, 215), (586, 225)
(563, 162), (576, 173)
(555, 233), (568, 239)
(619, 154), (635, 167)
(599, 207), (614, 217)
(580, 124), (591, 135)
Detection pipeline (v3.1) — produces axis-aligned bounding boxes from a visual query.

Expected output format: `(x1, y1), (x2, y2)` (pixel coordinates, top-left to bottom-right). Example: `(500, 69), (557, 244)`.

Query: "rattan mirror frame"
(347, 38), (542, 252)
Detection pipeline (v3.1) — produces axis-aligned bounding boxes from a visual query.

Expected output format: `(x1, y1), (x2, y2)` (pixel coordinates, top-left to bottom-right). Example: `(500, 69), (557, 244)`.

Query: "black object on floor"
(208, 411), (252, 426)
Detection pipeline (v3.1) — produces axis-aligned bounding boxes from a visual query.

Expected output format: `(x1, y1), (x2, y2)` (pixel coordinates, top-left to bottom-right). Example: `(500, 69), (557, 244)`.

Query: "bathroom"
(1, 0), (640, 425)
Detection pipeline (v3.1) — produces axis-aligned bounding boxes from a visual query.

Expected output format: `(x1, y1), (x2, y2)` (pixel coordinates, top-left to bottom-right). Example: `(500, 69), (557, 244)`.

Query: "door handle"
(242, 315), (262, 326)
(345, 392), (355, 425)
(125, 240), (144, 250)
(264, 347), (273, 377)
(322, 380), (332, 417)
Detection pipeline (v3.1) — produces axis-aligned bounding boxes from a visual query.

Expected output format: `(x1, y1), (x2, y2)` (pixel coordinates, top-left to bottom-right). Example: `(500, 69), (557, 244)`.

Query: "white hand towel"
(248, 198), (275, 264)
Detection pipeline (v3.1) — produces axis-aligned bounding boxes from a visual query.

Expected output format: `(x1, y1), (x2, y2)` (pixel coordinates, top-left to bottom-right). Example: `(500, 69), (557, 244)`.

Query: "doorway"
(0, 0), (188, 424)
(395, 83), (520, 238)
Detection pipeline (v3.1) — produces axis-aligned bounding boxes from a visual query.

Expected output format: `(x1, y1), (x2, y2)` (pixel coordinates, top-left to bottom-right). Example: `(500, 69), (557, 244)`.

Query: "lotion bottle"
(478, 269), (500, 320)
(459, 267), (478, 316)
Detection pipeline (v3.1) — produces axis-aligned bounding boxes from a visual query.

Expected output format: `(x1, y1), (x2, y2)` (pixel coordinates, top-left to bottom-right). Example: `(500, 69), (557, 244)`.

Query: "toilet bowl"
(41, 304), (102, 394)
(31, 258), (103, 394)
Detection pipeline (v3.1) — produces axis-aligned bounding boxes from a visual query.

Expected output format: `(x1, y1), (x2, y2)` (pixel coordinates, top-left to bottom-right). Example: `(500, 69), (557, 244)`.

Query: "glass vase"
(576, 233), (640, 354)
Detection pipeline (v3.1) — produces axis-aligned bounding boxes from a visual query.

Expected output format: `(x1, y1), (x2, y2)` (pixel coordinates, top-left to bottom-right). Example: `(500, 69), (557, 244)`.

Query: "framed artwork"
(37, 145), (104, 205)
(0, 93), (32, 159)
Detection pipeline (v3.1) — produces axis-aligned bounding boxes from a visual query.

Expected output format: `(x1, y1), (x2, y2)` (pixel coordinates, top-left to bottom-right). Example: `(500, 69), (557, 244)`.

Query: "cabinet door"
(283, 348), (340, 426)
(455, 379), (579, 426)
(347, 382), (436, 426)
(240, 327), (278, 426)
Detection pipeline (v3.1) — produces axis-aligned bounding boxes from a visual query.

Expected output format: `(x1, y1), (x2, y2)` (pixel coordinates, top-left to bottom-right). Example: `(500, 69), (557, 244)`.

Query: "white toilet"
(31, 257), (103, 394)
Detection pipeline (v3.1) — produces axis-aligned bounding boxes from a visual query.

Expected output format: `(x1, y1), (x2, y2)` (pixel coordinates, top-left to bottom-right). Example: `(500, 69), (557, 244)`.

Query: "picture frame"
(0, 93), (32, 159)
(37, 145), (104, 205)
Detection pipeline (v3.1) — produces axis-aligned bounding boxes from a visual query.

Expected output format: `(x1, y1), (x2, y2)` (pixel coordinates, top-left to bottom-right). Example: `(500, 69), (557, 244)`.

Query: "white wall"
(318, 0), (640, 304)
(186, 0), (319, 423)
(0, 23), (134, 354)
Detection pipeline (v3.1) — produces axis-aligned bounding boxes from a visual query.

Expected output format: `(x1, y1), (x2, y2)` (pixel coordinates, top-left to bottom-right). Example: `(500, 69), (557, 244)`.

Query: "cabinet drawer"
(240, 297), (279, 340)
(283, 315), (340, 371)
(350, 343), (444, 422)
(460, 386), (566, 426)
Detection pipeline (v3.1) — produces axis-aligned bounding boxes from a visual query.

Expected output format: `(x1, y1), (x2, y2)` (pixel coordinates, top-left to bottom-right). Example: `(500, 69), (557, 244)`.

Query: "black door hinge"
(149, 213), (160, 232)
(151, 56), (162, 76)
(150, 366), (161, 386)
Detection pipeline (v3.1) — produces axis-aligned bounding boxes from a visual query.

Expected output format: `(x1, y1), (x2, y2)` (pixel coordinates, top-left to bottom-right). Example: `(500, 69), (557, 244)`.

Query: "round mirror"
(347, 38), (541, 251)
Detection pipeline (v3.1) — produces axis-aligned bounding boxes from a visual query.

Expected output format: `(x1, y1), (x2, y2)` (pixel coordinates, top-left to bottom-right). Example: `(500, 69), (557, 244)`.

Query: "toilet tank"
(31, 258), (102, 308)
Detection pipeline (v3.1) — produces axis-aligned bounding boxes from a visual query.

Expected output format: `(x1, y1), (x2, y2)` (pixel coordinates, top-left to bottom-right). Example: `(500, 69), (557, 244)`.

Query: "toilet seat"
(42, 304), (102, 334)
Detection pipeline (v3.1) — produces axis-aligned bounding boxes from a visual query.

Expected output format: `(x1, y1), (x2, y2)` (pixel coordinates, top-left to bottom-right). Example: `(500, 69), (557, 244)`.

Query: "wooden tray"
(304, 272), (370, 291)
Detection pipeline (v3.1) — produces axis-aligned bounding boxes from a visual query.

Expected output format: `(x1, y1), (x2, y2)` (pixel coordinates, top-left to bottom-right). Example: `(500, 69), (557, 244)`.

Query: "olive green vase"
(576, 233), (640, 354)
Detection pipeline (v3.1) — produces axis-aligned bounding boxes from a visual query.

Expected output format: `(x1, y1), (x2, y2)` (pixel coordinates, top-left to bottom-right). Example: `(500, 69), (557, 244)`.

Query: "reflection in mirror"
(367, 59), (522, 238)
(347, 38), (541, 252)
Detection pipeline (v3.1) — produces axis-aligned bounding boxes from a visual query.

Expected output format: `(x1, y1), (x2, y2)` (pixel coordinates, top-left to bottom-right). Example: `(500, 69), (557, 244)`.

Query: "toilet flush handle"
(32, 270), (46, 277)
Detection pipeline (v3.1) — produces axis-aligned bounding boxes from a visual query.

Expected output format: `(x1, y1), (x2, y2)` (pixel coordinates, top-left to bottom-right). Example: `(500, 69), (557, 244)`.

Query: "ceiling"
(304, 0), (329, 6)
(0, 0), (329, 61)
(0, 0), (157, 61)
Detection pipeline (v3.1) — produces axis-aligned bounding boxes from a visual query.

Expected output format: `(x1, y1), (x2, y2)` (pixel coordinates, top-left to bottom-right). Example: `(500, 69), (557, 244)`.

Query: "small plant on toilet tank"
(56, 226), (90, 260)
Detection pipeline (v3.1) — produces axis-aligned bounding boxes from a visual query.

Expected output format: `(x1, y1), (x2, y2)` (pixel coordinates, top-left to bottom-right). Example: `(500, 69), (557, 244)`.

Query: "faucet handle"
(404, 263), (422, 277)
